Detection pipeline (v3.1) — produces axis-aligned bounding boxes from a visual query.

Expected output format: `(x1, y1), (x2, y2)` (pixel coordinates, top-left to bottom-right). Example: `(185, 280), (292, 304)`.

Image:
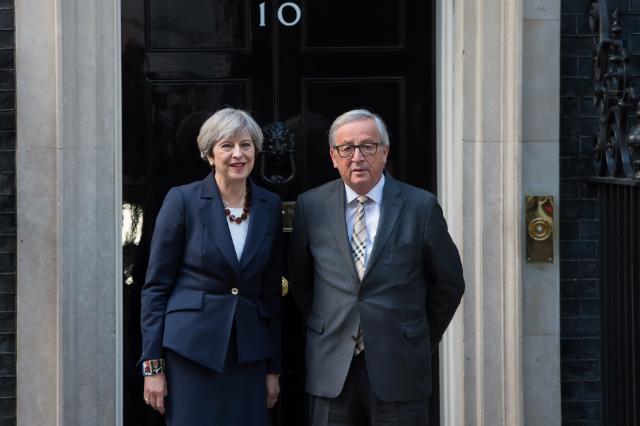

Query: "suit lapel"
(198, 173), (240, 275)
(239, 181), (272, 269)
(364, 175), (404, 279)
(326, 180), (359, 281)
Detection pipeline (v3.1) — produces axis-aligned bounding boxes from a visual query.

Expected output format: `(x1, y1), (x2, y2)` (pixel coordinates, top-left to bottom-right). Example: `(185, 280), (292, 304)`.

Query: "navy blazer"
(140, 174), (282, 373)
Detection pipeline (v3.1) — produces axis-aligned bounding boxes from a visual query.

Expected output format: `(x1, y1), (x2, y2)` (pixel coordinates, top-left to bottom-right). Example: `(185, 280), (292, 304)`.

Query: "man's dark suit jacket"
(290, 175), (464, 401)
(140, 173), (282, 374)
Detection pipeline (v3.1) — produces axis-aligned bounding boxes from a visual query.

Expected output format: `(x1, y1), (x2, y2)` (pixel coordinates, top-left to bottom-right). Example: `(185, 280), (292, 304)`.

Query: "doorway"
(122, 1), (436, 424)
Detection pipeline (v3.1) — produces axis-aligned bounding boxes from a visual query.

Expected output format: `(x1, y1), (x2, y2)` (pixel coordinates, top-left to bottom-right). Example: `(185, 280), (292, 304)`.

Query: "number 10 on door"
(259, 2), (302, 27)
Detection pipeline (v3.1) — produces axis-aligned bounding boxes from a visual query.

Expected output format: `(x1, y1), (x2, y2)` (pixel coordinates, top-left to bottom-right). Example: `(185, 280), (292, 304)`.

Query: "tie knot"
(357, 195), (368, 205)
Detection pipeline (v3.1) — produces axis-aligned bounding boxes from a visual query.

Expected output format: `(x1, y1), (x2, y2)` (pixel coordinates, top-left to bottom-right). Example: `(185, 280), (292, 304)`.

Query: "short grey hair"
(197, 108), (263, 161)
(328, 109), (390, 148)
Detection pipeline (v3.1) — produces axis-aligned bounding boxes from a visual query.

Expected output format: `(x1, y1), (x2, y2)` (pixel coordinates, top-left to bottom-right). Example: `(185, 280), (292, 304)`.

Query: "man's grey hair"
(197, 108), (263, 161)
(328, 109), (390, 148)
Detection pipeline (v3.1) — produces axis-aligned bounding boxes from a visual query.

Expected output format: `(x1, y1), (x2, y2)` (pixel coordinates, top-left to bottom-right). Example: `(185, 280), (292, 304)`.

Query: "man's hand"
(266, 373), (280, 408)
(144, 373), (168, 414)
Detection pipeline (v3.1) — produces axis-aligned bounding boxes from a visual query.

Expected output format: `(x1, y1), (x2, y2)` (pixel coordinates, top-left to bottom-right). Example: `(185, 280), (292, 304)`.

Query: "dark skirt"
(165, 332), (267, 426)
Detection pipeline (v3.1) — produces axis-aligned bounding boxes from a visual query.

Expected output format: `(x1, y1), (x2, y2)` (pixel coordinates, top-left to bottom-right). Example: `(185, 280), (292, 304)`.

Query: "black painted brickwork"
(0, 0), (13, 424)
(561, 0), (605, 424)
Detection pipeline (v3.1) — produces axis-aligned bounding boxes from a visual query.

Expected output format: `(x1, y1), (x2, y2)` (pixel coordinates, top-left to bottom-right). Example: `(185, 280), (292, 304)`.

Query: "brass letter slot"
(281, 201), (296, 233)
(525, 195), (554, 263)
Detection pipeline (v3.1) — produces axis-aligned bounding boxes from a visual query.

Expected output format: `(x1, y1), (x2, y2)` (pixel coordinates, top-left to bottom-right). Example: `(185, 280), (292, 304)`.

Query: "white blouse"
(226, 207), (249, 260)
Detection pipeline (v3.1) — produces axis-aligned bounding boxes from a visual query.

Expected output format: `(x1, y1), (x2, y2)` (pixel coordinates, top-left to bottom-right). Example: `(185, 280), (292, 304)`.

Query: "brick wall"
(560, 0), (606, 424)
(0, 0), (14, 423)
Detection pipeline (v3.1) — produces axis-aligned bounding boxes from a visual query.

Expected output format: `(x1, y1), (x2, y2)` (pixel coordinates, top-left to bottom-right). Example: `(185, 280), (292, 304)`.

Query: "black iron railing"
(597, 183), (639, 425)
(589, 0), (640, 180)
(589, 1), (640, 424)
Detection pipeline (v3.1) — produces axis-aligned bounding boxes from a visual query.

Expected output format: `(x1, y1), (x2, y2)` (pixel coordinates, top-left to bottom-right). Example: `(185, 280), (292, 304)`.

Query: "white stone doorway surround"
(15, 0), (560, 424)
(437, 0), (561, 425)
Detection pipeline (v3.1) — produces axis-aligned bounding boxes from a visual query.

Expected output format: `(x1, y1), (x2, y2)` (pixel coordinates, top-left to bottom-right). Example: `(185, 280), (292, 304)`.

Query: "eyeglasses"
(333, 143), (380, 158)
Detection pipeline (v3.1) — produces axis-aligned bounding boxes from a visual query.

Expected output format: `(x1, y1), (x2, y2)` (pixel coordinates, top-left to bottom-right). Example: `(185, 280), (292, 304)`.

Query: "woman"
(140, 108), (282, 425)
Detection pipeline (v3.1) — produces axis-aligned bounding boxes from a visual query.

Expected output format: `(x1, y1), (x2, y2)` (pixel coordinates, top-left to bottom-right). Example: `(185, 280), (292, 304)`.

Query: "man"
(290, 109), (465, 426)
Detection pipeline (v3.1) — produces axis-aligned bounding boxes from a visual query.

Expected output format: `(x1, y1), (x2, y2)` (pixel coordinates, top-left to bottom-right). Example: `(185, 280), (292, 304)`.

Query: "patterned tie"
(350, 195), (368, 355)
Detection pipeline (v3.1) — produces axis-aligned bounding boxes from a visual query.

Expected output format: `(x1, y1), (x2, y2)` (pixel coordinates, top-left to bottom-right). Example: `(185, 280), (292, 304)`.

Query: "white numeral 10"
(259, 2), (302, 27)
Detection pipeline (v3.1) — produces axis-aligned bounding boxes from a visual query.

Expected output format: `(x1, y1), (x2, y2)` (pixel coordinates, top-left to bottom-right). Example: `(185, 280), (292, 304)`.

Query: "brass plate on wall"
(525, 195), (554, 263)
(282, 201), (296, 233)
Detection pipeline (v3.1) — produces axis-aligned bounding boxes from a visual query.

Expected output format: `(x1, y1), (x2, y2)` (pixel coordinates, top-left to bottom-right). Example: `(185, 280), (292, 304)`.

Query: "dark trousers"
(309, 354), (429, 426)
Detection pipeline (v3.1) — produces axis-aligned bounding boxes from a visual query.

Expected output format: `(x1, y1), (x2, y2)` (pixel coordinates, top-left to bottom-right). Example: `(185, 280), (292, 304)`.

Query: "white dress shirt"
(344, 175), (385, 267)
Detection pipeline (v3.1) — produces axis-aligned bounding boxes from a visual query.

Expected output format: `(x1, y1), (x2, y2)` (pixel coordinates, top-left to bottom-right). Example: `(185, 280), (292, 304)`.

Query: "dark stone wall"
(0, 0), (14, 424)
(560, 0), (612, 424)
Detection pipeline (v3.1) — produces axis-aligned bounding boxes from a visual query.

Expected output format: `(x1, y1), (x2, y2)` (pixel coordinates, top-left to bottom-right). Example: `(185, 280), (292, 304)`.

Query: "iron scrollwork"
(260, 122), (296, 187)
(590, 0), (640, 179)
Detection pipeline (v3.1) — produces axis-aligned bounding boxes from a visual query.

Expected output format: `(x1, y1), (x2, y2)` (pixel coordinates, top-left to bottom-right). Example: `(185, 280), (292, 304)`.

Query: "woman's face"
(207, 129), (256, 185)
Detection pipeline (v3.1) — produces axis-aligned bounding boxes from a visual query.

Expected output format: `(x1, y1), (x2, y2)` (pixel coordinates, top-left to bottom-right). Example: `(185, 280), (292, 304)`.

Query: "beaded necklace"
(223, 182), (251, 225)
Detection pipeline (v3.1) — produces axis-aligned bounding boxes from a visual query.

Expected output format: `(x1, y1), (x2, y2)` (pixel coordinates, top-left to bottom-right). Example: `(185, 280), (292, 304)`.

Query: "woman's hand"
(266, 373), (280, 408)
(143, 373), (168, 414)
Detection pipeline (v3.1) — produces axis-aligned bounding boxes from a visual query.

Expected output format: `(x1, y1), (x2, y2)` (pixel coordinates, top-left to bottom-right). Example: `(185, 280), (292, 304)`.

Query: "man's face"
(329, 118), (389, 195)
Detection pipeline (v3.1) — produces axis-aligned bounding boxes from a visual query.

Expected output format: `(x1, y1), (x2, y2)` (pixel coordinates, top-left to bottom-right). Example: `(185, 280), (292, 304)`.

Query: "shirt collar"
(344, 174), (385, 205)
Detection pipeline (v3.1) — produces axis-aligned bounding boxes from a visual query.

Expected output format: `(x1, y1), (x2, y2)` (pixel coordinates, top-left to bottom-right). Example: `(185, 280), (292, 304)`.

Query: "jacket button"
(231, 288), (239, 295)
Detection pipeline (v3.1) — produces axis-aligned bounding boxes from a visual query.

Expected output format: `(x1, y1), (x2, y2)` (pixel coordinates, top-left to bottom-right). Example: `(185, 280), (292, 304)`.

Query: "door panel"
(303, 1), (404, 49)
(149, 0), (249, 50)
(122, 1), (436, 425)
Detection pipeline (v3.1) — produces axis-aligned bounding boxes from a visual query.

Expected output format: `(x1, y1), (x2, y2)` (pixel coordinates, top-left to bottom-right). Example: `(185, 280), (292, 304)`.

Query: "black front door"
(122, 1), (436, 425)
